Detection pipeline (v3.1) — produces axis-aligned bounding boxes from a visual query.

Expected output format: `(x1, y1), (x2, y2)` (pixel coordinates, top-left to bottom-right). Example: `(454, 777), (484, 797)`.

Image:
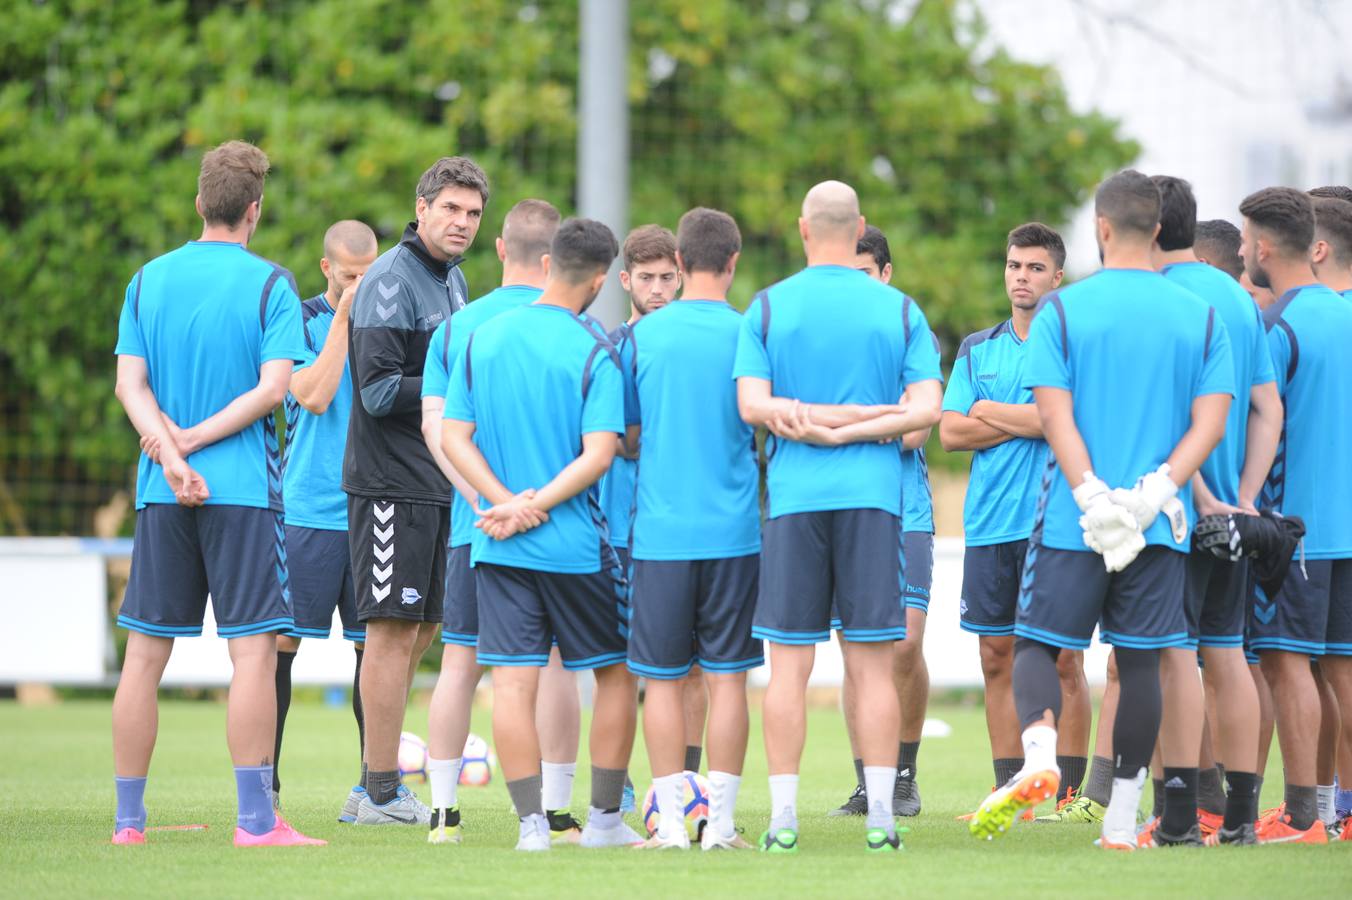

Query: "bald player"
(734, 180), (943, 853)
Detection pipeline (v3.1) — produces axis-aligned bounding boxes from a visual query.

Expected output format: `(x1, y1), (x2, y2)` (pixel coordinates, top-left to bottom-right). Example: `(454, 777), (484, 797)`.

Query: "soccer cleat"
(1033, 793), (1106, 824)
(338, 786), (365, 823)
(1256, 803), (1284, 828)
(635, 828), (690, 850)
(1255, 813), (1329, 845)
(547, 809), (583, 845)
(427, 807), (462, 845)
(111, 827), (145, 845)
(515, 815), (551, 852)
(1100, 827), (1138, 851)
(1137, 821), (1203, 848)
(865, 826), (902, 852)
(969, 769), (1059, 841)
(893, 778), (922, 817)
(701, 828), (753, 851)
(580, 819), (644, 848)
(233, 813), (326, 847)
(1204, 823), (1256, 846)
(759, 827), (799, 853)
(354, 785), (432, 826)
(1196, 809), (1223, 838)
(1333, 815), (1352, 841)
(829, 783), (868, 817)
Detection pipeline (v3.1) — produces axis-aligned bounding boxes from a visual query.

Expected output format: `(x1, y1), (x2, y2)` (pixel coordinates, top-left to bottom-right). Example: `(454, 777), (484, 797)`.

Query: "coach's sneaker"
(969, 769), (1059, 841)
(829, 784), (868, 817)
(338, 786), (366, 823)
(759, 826), (799, 853)
(1255, 812), (1329, 845)
(516, 814), (551, 852)
(1034, 793), (1106, 824)
(1204, 823), (1257, 846)
(893, 778), (921, 817)
(111, 827), (145, 845)
(865, 825), (903, 853)
(580, 816), (644, 848)
(636, 827), (690, 850)
(1137, 821), (1203, 848)
(355, 785), (432, 826)
(701, 827), (753, 851)
(427, 807), (462, 845)
(234, 813), (326, 847)
(547, 809), (583, 845)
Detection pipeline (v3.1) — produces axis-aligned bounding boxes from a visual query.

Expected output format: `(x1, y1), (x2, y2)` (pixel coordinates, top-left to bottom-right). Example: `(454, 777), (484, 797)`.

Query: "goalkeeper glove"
(1109, 464), (1189, 544)
(1075, 472), (1146, 572)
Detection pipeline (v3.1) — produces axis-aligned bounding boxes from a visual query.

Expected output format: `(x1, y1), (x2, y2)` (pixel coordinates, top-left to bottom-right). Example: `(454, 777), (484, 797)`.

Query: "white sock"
(653, 772), (685, 839)
(427, 757), (462, 810)
(1103, 767), (1147, 838)
(863, 766), (897, 830)
(768, 774), (799, 831)
(707, 770), (741, 840)
(1317, 784), (1336, 825)
(1020, 725), (1059, 776)
(541, 761), (577, 812)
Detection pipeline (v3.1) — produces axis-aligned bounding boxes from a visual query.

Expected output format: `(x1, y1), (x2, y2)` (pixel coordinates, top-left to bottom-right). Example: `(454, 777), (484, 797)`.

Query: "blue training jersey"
(629, 300), (761, 560)
(1162, 262), (1274, 508)
(424, 285), (542, 548)
(1022, 269), (1234, 552)
(1260, 283), (1352, 558)
(597, 322), (637, 550)
(732, 265), (943, 519)
(282, 294), (352, 530)
(900, 448), (934, 534)
(115, 241), (307, 511)
(942, 319), (1046, 545)
(444, 302), (624, 574)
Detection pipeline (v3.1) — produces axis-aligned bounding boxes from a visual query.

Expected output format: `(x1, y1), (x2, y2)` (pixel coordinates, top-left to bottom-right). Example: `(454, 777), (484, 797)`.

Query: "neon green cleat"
(759, 827), (799, 853)
(1033, 793), (1106, 824)
(969, 769), (1059, 841)
(427, 807), (462, 845)
(547, 809), (583, 845)
(865, 826), (903, 852)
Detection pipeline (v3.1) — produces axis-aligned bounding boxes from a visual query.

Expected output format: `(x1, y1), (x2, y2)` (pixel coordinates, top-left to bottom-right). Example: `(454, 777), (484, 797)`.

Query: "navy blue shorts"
(1015, 544), (1188, 650)
(1249, 559), (1352, 657)
(756, 509), (904, 645)
(1184, 551), (1247, 651)
(960, 540), (1028, 637)
(441, 544), (476, 647)
(628, 554), (763, 680)
(475, 560), (629, 671)
(285, 525), (363, 641)
(119, 504), (294, 639)
(829, 530), (931, 629)
(348, 496), (447, 624)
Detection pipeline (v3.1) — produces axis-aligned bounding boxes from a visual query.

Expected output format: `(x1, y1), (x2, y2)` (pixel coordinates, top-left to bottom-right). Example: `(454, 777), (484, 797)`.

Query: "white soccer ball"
(398, 731), (429, 782)
(459, 732), (496, 786)
(642, 771), (709, 839)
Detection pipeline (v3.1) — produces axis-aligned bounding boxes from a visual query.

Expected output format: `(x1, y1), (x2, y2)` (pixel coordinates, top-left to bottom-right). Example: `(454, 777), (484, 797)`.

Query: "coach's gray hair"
(416, 156), (490, 206)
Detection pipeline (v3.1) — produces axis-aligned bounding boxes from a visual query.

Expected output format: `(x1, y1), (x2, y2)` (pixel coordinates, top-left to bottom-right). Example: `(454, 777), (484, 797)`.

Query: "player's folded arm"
(938, 409), (1009, 452)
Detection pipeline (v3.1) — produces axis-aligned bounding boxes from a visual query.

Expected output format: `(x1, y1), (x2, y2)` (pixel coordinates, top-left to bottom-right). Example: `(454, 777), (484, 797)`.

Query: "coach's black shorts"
(1015, 544), (1188, 650)
(1183, 551), (1247, 650)
(1249, 558), (1352, 657)
(285, 525), (363, 641)
(348, 496), (447, 624)
(628, 555), (762, 680)
(118, 504), (294, 638)
(475, 561), (629, 671)
(960, 539), (1029, 637)
(755, 509), (904, 645)
(441, 543), (477, 646)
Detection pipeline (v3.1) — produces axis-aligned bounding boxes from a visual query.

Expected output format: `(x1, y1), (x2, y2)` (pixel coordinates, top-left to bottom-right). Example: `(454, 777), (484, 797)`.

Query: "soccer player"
(419, 199), (587, 844)
(1194, 219), (1245, 280)
(275, 220), (377, 818)
(940, 223), (1093, 817)
(734, 181), (943, 853)
(627, 208), (760, 851)
(345, 157), (487, 825)
(1146, 175), (1278, 846)
(111, 140), (322, 846)
(1310, 194), (1352, 294)
(970, 169), (1233, 850)
(442, 218), (641, 852)
(1240, 186), (1352, 844)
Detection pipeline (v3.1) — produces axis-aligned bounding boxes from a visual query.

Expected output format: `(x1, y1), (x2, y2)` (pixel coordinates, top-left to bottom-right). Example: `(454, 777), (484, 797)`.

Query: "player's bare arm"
(1191, 471), (1240, 517)
(1238, 381), (1282, 512)
(939, 409), (1012, 451)
(420, 396), (479, 508)
(476, 430), (616, 541)
(1033, 386), (1093, 487)
(736, 376), (897, 430)
(163, 359), (294, 456)
(116, 354), (209, 506)
(1160, 393), (1232, 488)
(971, 399), (1044, 439)
(290, 274), (360, 414)
(622, 424), (641, 459)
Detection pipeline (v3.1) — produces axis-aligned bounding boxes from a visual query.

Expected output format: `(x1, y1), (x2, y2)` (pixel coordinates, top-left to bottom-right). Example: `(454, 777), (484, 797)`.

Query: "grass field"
(3, 697), (1346, 899)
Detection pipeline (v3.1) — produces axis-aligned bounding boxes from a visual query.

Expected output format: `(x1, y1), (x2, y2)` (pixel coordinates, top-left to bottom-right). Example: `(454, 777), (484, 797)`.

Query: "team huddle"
(108, 141), (1352, 853)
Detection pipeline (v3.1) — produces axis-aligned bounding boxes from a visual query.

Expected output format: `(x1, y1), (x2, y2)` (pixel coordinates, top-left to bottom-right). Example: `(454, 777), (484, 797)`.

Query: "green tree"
(0, 0), (1135, 535)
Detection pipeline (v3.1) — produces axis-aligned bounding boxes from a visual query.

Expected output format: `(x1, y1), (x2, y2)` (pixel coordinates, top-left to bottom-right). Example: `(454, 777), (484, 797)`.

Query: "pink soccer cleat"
(234, 813), (326, 847)
(112, 827), (146, 845)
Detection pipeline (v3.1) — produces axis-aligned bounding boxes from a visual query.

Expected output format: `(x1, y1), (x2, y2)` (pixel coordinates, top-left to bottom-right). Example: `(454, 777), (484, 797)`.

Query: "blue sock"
(115, 776), (147, 832)
(1337, 788), (1352, 818)
(234, 766), (276, 836)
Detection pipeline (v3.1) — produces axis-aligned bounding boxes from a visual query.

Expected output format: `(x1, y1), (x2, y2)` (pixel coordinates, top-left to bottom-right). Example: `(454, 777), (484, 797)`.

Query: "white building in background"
(978, 0), (1352, 273)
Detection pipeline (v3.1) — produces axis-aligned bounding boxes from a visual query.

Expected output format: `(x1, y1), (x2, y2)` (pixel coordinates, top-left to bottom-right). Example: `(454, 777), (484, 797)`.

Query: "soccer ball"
(642, 771), (709, 839)
(459, 732), (497, 787)
(398, 731), (428, 782)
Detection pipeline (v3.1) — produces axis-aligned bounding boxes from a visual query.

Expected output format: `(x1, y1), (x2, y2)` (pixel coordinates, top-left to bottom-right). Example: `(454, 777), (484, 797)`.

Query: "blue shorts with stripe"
(119, 504), (294, 639)
(441, 543), (477, 646)
(628, 554), (762, 679)
(1015, 543), (1188, 650)
(959, 539), (1027, 637)
(829, 530), (932, 630)
(1183, 551), (1247, 651)
(1249, 558), (1352, 657)
(755, 509), (905, 645)
(284, 525), (363, 641)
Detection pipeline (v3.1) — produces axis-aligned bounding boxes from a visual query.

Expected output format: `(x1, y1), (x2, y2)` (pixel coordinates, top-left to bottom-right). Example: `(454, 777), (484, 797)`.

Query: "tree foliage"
(0, 0), (1136, 534)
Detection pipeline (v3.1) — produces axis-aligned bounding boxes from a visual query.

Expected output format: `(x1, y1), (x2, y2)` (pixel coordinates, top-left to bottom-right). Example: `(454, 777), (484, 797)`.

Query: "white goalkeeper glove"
(1109, 464), (1189, 544)
(1075, 472), (1146, 572)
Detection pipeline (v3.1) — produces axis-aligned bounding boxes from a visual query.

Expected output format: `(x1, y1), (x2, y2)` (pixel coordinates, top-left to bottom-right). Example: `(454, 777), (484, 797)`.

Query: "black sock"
(1084, 755), (1114, 806)
(273, 649), (296, 794)
(1111, 648), (1161, 778)
(853, 757), (865, 788)
(360, 762), (368, 791)
(897, 741), (920, 782)
(1152, 778), (1166, 819)
(684, 745), (703, 774)
(1056, 755), (1087, 797)
(1223, 770), (1258, 830)
(994, 757), (1023, 787)
(368, 769), (401, 806)
(352, 647), (366, 777)
(1284, 784), (1318, 831)
(1012, 639), (1063, 726)
(1197, 765), (1226, 815)
(1161, 766), (1199, 835)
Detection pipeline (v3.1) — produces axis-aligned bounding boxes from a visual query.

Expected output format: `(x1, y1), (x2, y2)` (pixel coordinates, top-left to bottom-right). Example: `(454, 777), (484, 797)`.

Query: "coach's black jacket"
(342, 223), (467, 505)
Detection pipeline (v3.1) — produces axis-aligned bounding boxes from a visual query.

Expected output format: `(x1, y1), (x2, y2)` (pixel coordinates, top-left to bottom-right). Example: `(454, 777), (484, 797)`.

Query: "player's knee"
(979, 637), (1014, 679)
(276, 634), (301, 654)
(1054, 649), (1084, 683)
(227, 633), (279, 672)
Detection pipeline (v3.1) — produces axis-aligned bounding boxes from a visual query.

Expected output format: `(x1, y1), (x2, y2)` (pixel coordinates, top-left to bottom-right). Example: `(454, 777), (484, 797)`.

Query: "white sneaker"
(580, 818), (645, 848)
(701, 828), (752, 850)
(338, 786), (365, 823)
(516, 815), (551, 852)
(354, 786), (432, 826)
(636, 828), (690, 850)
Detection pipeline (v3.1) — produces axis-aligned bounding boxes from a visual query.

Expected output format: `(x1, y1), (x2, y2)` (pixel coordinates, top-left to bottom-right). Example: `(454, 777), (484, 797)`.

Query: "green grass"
(2, 698), (1345, 898)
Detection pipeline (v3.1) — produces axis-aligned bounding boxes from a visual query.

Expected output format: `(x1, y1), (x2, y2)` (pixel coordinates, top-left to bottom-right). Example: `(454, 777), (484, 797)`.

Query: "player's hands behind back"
(477, 490), (549, 540)
(1075, 472), (1145, 572)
